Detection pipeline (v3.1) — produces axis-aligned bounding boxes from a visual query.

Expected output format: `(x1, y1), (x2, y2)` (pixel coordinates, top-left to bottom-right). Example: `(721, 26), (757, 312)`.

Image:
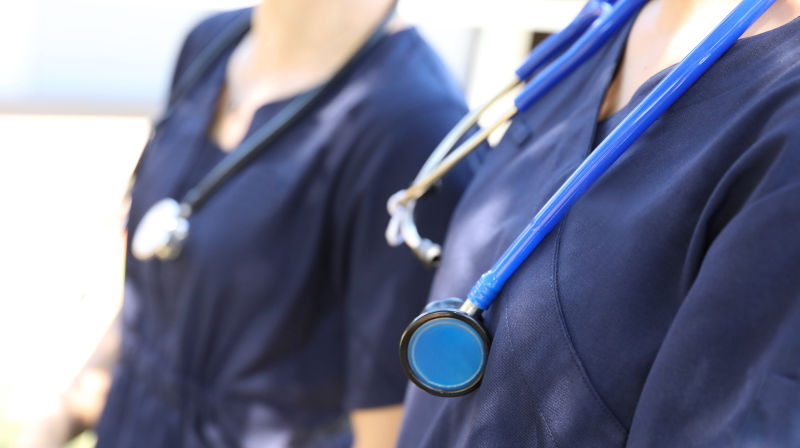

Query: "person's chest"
(131, 115), (342, 267)
(418, 43), (782, 448)
(123, 73), (369, 345)
(120, 85), (368, 386)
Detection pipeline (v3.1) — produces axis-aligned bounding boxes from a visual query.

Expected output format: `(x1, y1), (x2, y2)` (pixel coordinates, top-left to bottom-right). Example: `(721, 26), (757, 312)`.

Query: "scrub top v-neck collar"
(200, 27), (422, 156)
(594, 13), (800, 146)
(202, 46), (300, 155)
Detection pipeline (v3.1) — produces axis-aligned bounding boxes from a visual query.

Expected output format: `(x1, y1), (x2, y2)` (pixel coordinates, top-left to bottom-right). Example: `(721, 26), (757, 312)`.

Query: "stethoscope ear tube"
(385, 0), (624, 266)
(514, 0), (609, 80)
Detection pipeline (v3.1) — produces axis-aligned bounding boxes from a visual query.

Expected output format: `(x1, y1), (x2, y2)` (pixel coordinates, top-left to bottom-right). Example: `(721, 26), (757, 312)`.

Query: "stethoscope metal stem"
(396, 0), (619, 206)
(411, 77), (519, 187)
(387, 0), (645, 263)
(458, 299), (481, 317)
(400, 106), (518, 204)
(385, 78), (520, 265)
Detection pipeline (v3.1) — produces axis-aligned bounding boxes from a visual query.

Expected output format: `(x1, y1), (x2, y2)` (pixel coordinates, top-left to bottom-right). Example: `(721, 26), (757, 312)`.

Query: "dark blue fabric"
(95, 9), (471, 448)
(398, 15), (800, 448)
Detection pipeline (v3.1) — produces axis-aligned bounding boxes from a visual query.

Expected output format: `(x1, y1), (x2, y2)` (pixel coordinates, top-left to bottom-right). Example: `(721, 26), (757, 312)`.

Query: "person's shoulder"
(169, 8), (251, 89)
(337, 27), (468, 163)
(734, 18), (800, 151)
(358, 27), (467, 127)
(744, 16), (800, 111)
(751, 76), (800, 187)
(749, 44), (800, 151)
(334, 28), (472, 187)
(726, 51), (800, 204)
(180, 8), (252, 64)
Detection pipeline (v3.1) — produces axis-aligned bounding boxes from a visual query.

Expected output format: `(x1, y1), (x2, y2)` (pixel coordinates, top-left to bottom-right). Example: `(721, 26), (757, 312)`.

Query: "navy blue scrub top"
(398, 15), (800, 448)
(96, 9), (471, 448)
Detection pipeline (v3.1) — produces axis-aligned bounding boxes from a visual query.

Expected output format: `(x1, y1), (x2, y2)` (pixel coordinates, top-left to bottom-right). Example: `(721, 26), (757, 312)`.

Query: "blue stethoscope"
(389, 0), (776, 397)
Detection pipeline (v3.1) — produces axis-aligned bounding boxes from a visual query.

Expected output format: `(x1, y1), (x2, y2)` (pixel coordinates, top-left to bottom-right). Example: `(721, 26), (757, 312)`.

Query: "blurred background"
(0, 0), (581, 445)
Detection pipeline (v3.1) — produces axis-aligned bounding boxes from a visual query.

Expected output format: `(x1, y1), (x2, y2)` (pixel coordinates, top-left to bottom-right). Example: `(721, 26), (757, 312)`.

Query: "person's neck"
(232, 0), (398, 97)
(650, 0), (800, 41)
(211, 0), (399, 151)
(638, 0), (800, 85)
(598, 0), (800, 120)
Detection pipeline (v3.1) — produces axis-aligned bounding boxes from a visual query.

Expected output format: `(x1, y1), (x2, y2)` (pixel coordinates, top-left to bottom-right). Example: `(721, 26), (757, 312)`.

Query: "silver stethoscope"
(129, 6), (397, 261)
(390, 0), (776, 397)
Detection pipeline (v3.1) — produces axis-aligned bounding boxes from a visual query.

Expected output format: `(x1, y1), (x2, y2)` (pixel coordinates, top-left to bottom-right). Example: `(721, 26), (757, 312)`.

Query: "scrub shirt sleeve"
(627, 107), (800, 446)
(168, 28), (196, 90)
(335, 99), (471, 411)
(168, 10), (248, 94)
(129, 10), (245, 189)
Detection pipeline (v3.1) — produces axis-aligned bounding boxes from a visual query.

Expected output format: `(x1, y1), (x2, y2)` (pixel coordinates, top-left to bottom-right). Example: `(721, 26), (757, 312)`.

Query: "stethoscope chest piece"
(131, 198), (189, 261)
(400, 298), (490, 397)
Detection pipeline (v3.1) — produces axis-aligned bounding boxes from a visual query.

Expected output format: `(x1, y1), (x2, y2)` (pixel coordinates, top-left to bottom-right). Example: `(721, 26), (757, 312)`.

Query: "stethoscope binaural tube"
(386, 0), (635, 266)
(399, 0), (777, 397)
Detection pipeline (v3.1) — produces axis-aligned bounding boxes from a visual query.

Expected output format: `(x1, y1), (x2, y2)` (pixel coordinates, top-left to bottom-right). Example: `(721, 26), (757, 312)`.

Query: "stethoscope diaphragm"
(131, 198), (189, 261)
(400, 298), (490, 397)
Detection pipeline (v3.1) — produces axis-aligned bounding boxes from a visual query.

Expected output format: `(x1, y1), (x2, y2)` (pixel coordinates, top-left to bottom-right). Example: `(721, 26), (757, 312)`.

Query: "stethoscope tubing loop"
(514, 0), (611, 80)
(514, 0), (649, 112)
(401, 106), (517, 204)
(396, 0), (619, 206)
(412, 78), (518, 187)
(386, 0), (643, 261)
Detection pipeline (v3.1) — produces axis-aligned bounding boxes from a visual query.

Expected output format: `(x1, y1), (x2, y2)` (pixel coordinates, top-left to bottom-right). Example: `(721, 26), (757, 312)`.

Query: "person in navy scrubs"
(20, 1), (471, 447)
(398, 0), (800, 446)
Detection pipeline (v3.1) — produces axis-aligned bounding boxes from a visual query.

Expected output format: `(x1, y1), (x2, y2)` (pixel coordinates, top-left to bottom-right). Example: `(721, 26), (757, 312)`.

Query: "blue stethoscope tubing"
(514, 0), (613, 81)
(467, 0), (776, 311)
(385, 0), (642, 265)
(513, 0), (644, 113)
(399, 0), (776, 397)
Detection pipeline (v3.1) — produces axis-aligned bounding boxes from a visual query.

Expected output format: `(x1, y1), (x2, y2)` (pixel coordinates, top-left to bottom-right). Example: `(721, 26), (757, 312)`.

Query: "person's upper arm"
(350, 404), (405, 448)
